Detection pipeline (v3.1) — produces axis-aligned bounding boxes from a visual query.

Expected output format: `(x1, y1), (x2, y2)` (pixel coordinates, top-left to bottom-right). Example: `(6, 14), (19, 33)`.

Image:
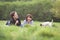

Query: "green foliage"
(0, 0), (53, 21)
(0, 0), (32, 2)
(51, 0), (60, 21)
(0, 0), (60, 21)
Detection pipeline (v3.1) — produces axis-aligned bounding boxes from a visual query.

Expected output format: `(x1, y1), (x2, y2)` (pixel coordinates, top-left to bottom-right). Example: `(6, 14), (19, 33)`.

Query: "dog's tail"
(51, 19), (53, 23)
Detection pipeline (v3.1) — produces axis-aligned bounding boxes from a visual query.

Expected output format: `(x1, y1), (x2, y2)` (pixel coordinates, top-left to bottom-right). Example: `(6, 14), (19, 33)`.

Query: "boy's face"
(13, 12), (18, 19)
(27, 17), (32, 22)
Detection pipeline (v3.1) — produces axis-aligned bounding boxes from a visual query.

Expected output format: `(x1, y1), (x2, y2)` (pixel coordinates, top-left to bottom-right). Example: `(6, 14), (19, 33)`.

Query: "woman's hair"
(10, 11), (16, 18)
(26, 14), (33, 21)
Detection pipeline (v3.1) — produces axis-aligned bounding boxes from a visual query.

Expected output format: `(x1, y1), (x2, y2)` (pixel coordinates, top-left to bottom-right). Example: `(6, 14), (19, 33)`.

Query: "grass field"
(0, 20), (60, 40)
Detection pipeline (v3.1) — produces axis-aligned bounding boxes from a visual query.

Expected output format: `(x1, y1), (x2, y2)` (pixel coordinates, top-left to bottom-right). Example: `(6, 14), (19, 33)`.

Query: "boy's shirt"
(22, 20), (33, 26)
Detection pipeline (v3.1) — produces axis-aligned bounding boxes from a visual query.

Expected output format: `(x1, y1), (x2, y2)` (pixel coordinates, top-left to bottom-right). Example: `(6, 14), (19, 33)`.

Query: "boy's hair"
(10, 11), (16, 18)
(26, 14), (33, 21)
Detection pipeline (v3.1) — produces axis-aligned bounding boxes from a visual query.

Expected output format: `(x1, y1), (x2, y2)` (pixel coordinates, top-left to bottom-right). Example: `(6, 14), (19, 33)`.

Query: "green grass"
(0, 20), (60, 40)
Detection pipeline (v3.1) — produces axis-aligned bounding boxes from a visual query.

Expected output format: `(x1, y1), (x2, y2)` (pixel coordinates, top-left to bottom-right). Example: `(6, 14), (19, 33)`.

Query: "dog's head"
(40, 24), (42, 26)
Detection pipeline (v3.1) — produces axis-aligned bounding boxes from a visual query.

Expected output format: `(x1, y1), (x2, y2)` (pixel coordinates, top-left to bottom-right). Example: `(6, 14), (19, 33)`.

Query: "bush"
(0, 1), (53, 21)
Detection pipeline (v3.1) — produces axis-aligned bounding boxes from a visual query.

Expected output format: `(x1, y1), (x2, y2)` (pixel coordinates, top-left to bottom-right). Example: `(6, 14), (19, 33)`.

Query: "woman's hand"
(15, 20), (18, 25)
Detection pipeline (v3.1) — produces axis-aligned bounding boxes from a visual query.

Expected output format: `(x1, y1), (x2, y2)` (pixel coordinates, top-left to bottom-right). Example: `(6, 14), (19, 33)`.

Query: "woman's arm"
(15, 20), (18, 25)
(15, 18), (21, 26)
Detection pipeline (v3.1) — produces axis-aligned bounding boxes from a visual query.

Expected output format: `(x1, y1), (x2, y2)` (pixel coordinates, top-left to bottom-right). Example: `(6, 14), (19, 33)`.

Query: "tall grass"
(0, 21), (60, 40)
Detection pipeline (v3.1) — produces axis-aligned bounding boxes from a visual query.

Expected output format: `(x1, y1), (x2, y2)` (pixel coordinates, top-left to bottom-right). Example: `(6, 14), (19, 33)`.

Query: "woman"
(22, 14), (33, 26)
(6, 11), (21, 26)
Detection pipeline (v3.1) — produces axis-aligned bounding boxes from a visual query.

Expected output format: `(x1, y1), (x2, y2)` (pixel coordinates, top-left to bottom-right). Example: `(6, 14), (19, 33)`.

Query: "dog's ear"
(40, 24), (42, 26)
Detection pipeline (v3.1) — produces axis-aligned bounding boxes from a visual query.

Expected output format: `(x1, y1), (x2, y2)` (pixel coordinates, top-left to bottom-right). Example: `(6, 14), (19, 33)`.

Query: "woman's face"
(27, 16), (32, 22)
(13, 12), (18, 19)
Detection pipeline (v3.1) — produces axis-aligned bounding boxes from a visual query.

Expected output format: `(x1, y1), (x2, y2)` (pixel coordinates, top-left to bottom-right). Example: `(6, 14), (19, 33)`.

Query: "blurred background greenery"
(0, 0), (60, 22)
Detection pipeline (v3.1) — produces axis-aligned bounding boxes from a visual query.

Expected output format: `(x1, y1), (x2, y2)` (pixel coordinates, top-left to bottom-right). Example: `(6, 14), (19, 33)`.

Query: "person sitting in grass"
(22, 14), (33, 27)
(6, 11), (21, 26)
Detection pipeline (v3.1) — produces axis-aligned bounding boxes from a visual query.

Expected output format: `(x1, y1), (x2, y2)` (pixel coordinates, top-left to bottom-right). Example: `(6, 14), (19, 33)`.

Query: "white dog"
(40, 19), (53, 27)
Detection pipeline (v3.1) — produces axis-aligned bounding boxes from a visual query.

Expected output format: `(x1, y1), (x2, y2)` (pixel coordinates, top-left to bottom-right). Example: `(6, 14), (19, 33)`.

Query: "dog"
(40, 19), (53, 27)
